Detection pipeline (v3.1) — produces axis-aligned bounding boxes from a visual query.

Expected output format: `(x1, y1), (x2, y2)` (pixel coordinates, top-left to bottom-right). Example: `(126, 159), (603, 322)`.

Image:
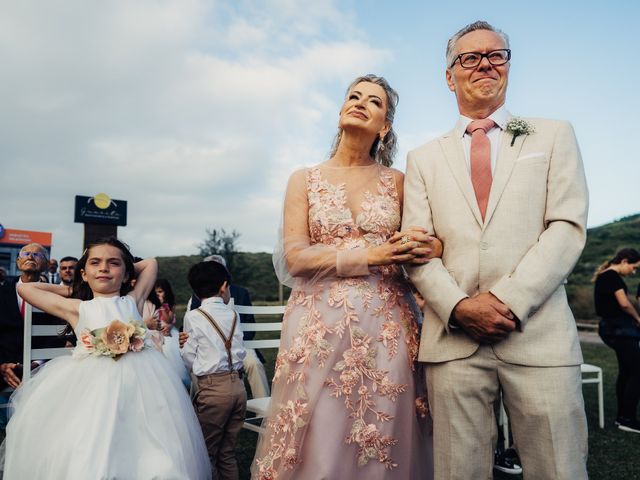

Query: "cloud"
(0, 0), (391, 259)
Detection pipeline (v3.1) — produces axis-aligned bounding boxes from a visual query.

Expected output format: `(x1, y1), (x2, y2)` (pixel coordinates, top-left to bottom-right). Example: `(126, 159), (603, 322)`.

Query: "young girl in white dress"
(3, 237), (211, 480)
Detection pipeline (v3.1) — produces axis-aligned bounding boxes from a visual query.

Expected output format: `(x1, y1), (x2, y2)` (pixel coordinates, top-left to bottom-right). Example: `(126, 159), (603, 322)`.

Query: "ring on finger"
(401, 235), (411, 245)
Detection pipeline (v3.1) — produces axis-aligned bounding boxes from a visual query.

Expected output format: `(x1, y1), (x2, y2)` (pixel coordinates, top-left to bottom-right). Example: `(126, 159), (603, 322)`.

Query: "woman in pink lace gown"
(252, 75), (438, 479)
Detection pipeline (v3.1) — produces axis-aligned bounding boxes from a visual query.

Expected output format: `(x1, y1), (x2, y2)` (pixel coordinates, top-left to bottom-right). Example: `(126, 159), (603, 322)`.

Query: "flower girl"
(3, 237), (211, 479)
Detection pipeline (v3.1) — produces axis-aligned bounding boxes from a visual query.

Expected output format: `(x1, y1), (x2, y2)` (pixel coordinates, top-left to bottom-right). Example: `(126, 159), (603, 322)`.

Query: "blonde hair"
(328, 74), (399, 167)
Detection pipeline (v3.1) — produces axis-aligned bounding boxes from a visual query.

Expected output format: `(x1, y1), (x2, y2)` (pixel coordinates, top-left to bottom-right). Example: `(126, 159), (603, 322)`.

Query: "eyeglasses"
(19, 251), (46, 260)
(450, 49), (511, 69)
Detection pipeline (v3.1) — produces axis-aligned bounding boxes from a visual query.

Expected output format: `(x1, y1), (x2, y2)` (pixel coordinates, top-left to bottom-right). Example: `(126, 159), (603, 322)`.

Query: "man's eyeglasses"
(450, 49), (511, 69)
(19, 251), (46, 260)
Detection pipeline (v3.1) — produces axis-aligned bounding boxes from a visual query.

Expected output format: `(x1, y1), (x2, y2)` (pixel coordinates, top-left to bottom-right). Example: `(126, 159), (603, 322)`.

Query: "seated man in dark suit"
(0, 243), (68, 390)
(188, 254), (270, 398)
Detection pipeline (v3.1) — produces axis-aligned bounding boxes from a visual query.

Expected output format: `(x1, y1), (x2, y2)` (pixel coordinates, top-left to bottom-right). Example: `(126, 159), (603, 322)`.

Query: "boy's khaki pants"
(195, 371), (247, 480)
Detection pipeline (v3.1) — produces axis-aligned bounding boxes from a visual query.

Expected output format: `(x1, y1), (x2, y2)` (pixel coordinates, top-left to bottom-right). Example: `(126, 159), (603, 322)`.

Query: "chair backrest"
(22, 302), (73, 381)
(234, 304), (285, 350)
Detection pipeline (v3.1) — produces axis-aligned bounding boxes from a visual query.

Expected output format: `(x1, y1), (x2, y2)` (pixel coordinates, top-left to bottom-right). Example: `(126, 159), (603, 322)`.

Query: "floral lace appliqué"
(255, 166), (422, 479)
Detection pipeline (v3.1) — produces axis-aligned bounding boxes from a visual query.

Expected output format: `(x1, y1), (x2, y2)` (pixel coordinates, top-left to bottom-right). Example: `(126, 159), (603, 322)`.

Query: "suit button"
(480, 241), (489, 250)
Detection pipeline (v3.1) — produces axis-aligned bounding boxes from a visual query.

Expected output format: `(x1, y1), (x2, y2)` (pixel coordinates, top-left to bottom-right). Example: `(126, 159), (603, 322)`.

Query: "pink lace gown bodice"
(252, 164), (433, 480)
(307, 165), (401, 250)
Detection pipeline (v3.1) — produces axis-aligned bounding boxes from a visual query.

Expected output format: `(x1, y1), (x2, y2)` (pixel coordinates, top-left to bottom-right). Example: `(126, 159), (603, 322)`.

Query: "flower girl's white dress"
(3, 295), (211, 480)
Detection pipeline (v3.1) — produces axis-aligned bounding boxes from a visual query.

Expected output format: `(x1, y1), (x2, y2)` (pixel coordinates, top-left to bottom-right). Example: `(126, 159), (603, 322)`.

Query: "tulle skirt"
(3, 348), (211, 480)
(163, 327), (192, 389)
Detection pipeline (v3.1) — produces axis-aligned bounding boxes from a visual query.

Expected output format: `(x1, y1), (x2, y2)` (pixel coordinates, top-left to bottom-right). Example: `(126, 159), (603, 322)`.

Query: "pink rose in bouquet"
(79, 330), (95, 351)
(129, 335), (145, 352)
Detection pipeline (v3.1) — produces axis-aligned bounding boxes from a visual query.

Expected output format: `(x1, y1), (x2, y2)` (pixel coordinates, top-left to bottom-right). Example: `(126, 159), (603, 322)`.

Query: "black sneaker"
(617, 417), (640, 433)
(494, 448), (523, 475)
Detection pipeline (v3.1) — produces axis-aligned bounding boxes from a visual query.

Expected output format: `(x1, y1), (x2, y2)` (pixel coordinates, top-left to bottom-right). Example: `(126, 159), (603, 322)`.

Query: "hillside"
(157, 252), (285, 305)
(567, 213), (640, 318)
(158, 214), (640, 318)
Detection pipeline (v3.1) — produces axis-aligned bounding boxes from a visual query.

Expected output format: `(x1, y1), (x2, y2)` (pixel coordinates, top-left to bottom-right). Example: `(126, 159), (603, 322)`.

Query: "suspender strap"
(196, 308), (237, 372)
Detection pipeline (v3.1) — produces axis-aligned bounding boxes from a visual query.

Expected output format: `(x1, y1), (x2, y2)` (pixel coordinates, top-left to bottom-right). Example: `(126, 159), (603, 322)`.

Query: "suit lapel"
(484, 129), (526, 226)
(439, 132), (483, 227)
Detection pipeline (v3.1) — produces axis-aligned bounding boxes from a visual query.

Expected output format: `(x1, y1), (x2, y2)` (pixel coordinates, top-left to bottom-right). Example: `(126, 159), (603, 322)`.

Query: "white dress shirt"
(455, 106), (511, 174)
(181, 296), (246, 376)
(15, 278), (25, 315)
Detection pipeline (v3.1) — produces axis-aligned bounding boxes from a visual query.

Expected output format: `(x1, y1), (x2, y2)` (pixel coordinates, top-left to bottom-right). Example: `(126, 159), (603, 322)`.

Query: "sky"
(1, 0), (638, 259)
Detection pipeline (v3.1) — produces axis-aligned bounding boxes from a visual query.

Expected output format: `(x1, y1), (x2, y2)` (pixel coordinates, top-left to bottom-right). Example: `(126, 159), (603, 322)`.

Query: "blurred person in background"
(594, 248), (640, 433)
(46, 258), (60, 284)
(58, 256), (78, 287)
(0, 243), (67, 390)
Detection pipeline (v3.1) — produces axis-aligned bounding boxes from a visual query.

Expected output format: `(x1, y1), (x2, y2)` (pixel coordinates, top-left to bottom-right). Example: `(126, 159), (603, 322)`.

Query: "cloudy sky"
(2, 0), (638, 259)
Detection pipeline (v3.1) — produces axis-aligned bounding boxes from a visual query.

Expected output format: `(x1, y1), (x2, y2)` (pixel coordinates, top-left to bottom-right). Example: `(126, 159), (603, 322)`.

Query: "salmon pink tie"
(467, 119), (496, 221)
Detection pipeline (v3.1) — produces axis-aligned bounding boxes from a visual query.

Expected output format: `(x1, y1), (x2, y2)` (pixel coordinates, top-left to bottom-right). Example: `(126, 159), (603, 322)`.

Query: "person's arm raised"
(129, 258), (158, 315)
(17, 282), (80, 328)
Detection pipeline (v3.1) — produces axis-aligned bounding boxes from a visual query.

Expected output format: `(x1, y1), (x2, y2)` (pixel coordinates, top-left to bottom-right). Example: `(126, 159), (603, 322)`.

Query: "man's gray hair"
(446, 21), (510, 70)
(203, 254), (227, 269)
(19, 243), (49, 261)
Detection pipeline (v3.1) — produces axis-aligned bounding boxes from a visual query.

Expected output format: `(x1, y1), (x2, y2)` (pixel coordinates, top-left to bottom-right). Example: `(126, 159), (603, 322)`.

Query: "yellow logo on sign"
(93, 193), (111, 209)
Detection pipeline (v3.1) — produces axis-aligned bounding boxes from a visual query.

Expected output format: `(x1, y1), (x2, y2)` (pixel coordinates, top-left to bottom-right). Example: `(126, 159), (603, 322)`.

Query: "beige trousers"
(243, 348), (270, 398)
(426, 345), (588, 480)
(194, 371), (247, 480)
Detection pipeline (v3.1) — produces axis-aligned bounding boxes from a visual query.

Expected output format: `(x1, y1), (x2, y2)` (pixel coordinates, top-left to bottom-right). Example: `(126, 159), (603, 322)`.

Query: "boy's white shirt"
(181, 296), (246, 376)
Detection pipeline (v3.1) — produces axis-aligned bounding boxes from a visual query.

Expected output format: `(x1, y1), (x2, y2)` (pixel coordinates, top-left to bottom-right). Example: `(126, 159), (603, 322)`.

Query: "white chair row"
(235, 304), (286, 434)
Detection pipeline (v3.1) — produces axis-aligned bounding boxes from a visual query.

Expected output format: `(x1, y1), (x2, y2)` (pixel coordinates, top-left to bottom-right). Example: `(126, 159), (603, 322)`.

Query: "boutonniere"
(505, 117), (535, 146)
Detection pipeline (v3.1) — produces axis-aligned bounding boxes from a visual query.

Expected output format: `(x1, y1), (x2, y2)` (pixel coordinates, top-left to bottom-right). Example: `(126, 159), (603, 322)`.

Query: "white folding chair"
(580, 363), (604, 429)
(235, 304), (285, 434)
(0, 303), (72, 415)
(22, 302), (73, 381)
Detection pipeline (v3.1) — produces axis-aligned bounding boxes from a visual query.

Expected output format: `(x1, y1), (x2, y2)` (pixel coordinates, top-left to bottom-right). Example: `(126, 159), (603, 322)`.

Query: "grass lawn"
(2, 342), (637, 479)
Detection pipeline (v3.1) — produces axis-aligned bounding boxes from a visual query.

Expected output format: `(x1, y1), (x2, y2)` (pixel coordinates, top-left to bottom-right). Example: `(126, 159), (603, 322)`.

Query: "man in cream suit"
(403, 21), (589, 479)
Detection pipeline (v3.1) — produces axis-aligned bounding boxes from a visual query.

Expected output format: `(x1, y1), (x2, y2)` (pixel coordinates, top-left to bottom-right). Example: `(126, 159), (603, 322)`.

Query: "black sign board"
(74, 195), (127, 226)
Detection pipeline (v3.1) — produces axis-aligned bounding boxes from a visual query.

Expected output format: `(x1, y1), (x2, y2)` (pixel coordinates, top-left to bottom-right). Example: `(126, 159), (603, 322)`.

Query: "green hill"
(158, 214), (640, 319)
(567, 213), (640, 318)
(157, 252), (285, 306)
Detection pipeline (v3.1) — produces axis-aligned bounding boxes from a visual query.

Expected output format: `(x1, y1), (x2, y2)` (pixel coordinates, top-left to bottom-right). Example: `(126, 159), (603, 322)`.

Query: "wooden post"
(83, 224), (117, 249)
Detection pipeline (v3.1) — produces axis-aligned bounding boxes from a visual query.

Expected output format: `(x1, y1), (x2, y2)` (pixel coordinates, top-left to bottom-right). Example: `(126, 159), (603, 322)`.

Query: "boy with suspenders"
(181, 261), (247, 480)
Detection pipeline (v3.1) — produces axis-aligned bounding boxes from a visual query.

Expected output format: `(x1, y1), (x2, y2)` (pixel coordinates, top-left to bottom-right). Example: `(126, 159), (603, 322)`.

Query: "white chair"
(22, 303), (73, 381)
(235, 304), (285, 434)
(580, 363), (604, 429)
(0, 303), (72, 412)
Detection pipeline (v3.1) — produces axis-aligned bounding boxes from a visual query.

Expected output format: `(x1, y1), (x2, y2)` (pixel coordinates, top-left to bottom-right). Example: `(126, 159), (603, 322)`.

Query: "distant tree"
(198, 228), (241, 271)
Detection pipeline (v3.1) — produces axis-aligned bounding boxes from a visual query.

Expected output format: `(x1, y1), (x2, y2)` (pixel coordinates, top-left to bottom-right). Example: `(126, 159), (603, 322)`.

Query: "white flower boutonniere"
(505, 117), (535, 146)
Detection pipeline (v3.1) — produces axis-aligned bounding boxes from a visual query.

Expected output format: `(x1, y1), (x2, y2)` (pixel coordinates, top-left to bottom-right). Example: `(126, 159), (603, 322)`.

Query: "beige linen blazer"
(403, 118), (588, 366)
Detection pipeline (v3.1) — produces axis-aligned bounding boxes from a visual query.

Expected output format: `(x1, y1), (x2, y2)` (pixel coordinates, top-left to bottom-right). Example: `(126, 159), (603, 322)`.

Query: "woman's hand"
(368, 238), (416, 266)
(388, 227), (443, 265)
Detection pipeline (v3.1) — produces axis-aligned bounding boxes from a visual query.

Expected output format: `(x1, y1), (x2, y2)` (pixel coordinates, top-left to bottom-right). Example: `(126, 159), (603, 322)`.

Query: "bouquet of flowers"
(79, 319), (147, 360)
(154, 303), (176, 336)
